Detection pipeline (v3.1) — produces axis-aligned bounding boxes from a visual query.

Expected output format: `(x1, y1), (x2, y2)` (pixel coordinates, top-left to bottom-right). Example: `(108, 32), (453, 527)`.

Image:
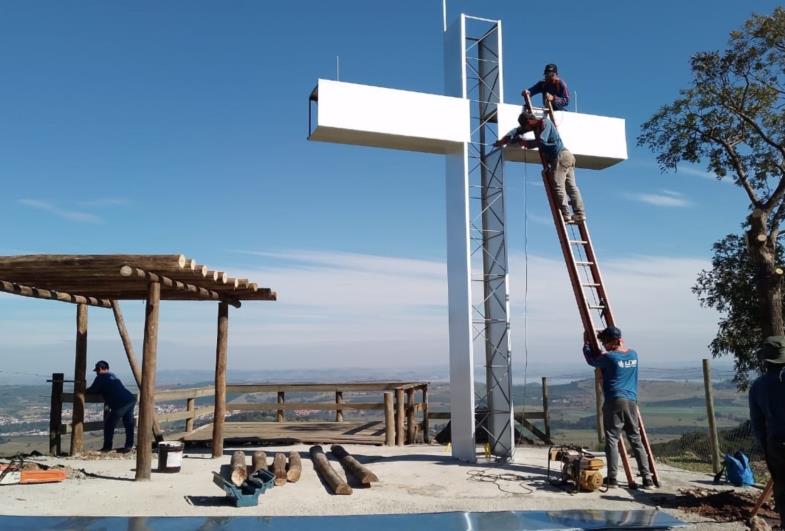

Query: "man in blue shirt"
(85, 360), (136, 452)
(524, 63), (570, 111)
(494, 110), (585, 223)
(749, 336), (785, 527)
(583, 326), (654, 489)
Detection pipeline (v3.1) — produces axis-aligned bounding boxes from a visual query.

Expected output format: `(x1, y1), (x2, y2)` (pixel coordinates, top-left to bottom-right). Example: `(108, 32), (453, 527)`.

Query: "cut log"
(272, 452), (287, 486)
(286, 451), (302, 483)
(309, 445), (351, 495)
(251, 451), (267, 474)
(229, 451), (247, 487)
(330, 445), (379, 485)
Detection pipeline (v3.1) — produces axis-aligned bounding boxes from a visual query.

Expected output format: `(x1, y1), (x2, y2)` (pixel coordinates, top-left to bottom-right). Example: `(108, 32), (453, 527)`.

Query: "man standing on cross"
(494, 110), (585, 222)
(524, 63), (570, 111)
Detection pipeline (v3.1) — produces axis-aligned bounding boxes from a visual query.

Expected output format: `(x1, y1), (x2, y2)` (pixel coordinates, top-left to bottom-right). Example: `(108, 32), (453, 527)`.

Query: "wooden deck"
(181, 420), (387, 446)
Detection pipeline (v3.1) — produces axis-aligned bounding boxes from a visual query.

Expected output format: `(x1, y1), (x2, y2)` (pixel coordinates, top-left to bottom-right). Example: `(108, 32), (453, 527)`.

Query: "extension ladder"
(520, 93), (660, 489)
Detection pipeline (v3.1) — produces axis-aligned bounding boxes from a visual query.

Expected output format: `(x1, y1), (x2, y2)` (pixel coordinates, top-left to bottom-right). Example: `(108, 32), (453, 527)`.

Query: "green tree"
(638, 8), (785, 386)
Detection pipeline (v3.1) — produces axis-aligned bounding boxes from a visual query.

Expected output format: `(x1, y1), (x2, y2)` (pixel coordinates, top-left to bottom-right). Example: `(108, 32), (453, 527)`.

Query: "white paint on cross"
(308, 14), (626, 462)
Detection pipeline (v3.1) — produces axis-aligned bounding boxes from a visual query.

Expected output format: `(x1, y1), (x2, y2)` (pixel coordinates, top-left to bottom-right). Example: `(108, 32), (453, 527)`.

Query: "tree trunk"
(747, 208), (784, 337)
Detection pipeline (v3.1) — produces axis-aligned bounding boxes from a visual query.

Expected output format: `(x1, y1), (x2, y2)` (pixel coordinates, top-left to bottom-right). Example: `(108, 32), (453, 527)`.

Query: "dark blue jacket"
(749, 365), (785, 446)
(528, 79), (570, 110)
(583, 346), (639, 401)
(86, 372), (135, 409)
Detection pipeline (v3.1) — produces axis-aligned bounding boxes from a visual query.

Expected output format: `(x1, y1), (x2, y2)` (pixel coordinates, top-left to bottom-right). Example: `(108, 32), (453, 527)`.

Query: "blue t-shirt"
(583, 347), (639, 401)
(85, 372), (135, 409)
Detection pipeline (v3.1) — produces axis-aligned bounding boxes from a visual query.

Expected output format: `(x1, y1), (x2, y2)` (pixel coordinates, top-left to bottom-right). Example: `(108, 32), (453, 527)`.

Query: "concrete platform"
(0, 445), (754, 529)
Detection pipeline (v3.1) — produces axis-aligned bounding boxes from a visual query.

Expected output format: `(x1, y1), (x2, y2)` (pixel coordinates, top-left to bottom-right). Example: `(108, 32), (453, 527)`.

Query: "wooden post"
(405, 388), (415, 444)
(185, 397), (195, 433)
(286, 451), (302, 483)
(211, 302), (229, 458)
(395, 388), (404, 446)
(70, 303), (88, 456)
(251, 451), (268, 473)
(335, 391), (344, 422)
(384, 391), (394, 446)
(229, 450), (247, 486)
(330, 445), (379, 485)
(309, 445), (351, 495)
(111, 301), (163, 442)
(594, 368), (604, 445)
(135, 281), (160, 481)
(422, 385), (430, 444)
(49, 373), (64, 456)
(703, 358), (722, 474)
(276, 391), (285, 422)
(272, 452), (287, 486)
(542, 377), (551, 441)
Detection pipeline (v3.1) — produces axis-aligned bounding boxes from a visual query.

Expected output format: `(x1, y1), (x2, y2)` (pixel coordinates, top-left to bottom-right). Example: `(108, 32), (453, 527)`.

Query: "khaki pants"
(550, 149), (584, 217)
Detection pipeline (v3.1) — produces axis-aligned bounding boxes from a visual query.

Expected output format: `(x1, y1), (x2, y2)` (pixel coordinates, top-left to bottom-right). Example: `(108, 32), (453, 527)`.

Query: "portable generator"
(547, 445), (605, 492)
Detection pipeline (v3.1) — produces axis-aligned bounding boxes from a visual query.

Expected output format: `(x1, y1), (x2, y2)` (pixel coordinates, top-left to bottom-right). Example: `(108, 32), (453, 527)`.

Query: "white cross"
(309, 14), (626, 462)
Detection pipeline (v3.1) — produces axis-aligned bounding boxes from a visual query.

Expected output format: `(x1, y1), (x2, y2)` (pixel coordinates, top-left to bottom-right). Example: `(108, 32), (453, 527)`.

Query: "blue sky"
(0, 1), (780, 382)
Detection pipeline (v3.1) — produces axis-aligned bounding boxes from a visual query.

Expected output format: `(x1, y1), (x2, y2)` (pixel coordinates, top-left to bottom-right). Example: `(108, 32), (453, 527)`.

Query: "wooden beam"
(272, 453), (287, 486)
(70, 304), (88, 456)
(226, 402), (385, 412)
(226, 382), (421, 393)
(251, 451), (268, 473)
(136, 281), (160, 481)
(111, 301), (163, 442)
(0, 280), (111, 308)
(330, 445), (379, 485)
(395, 388), (404, 446)
(542, 377), (551, 441)
(286, 451), (302, 483)
(276, 391), (285, 422)
(229, 450), (247, 486)
(405, 388), (415, 444)
(212, 302), (229, 458)
(49, 373), (64, 456)
(384, 392), (394, 446)
(335, 391), (344, 422)
(309, 445), (351, 495)
(120, 266), (241, 308)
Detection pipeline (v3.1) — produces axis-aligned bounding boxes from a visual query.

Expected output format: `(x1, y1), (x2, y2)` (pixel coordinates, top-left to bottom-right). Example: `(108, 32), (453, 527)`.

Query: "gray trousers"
(603, 397), (651, 481)
(550, 149), (584, 216)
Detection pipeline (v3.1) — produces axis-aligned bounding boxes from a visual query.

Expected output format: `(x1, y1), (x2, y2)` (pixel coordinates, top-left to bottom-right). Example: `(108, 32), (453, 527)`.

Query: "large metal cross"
(308, 14), (626, 462)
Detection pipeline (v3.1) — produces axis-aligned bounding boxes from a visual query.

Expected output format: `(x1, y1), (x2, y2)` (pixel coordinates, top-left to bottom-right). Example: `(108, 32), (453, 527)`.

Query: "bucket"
(157, 441), (184, 473)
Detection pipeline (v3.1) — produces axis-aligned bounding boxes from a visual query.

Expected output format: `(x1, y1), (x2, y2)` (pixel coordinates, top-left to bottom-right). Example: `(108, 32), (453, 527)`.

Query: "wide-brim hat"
(756, 336), (785, 364)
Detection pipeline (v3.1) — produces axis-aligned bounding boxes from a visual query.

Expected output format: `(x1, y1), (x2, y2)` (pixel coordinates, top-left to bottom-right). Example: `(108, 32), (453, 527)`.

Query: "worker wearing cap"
(85, 360), (136, 452)
(583, 326), (654, 489)
(524, 63), (570, 111)
(749, 336), (785, 526)
(494, 110), (585, 222)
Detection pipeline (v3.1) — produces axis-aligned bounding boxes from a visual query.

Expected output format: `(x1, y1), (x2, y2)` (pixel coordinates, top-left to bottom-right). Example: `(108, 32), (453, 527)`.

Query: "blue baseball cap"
(93, 360), (110, 372)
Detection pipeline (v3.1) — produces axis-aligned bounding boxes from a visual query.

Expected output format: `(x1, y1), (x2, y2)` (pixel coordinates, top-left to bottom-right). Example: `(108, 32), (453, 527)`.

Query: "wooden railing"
(224, 382), (429, 446)
(49, 374), (429, 454)
(48, 372), (215, 456)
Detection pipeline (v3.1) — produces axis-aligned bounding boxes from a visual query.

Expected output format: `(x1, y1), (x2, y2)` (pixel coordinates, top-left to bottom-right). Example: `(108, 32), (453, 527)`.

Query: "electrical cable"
(466, 468), (535, 495)
(522, 158), (530, 420)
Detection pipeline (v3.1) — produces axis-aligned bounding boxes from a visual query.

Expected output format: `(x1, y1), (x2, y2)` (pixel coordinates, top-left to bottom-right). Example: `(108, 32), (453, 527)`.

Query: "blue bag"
(723, 451), (755, 486)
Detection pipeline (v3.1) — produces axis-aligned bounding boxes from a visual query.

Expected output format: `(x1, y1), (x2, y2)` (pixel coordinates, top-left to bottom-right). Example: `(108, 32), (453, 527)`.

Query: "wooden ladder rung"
(575, 261), (594, 266)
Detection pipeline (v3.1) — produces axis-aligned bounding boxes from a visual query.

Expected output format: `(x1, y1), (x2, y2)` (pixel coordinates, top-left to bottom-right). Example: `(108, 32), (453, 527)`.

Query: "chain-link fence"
(641, 362), (768, 482)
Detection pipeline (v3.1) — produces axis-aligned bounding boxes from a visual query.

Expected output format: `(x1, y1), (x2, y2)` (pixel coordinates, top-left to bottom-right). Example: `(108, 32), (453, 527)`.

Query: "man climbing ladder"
(497, 93), (660, 489)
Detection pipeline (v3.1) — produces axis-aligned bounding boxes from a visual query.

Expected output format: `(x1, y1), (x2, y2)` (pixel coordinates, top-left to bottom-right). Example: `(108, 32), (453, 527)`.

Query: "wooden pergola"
(0, 254), (276, 480)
